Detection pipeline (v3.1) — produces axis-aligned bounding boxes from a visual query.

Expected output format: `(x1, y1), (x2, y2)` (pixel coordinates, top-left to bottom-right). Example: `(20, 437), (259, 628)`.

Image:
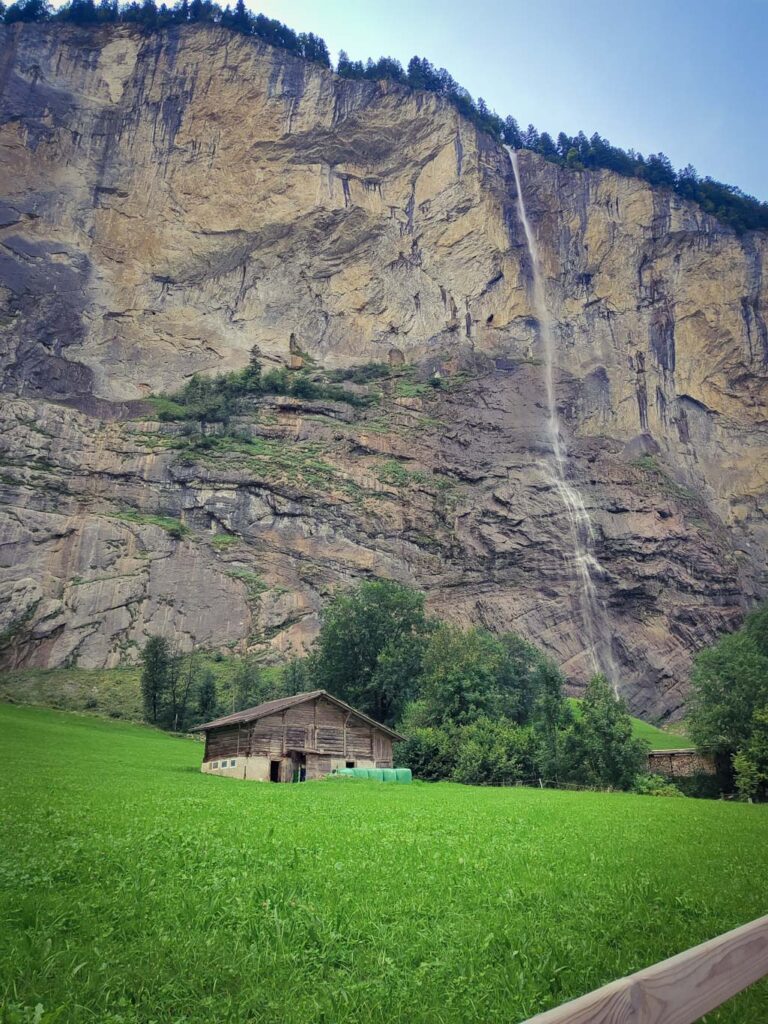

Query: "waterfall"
(507, 147), (618, 688)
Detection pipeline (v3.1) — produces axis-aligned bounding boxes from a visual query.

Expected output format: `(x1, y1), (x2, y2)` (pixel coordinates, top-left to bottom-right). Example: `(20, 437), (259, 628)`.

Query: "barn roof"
(192, 689), (405, 740)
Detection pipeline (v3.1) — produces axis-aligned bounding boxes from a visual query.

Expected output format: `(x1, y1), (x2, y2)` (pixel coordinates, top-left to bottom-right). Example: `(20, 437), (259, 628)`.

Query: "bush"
(633, 774), (685, 798)
(670, 773), (725, 800)
(395, 727), (457, 782)
(452, 718), (538, 787)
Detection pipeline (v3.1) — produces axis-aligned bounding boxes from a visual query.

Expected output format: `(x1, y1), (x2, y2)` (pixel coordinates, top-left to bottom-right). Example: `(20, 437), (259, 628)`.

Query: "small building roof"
(648, 747), (699, 755)
(192, 689), (405, 741)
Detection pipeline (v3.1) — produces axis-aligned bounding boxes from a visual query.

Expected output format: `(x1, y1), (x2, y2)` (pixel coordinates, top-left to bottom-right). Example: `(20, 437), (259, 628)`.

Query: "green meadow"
(1, 706), (766, 1024)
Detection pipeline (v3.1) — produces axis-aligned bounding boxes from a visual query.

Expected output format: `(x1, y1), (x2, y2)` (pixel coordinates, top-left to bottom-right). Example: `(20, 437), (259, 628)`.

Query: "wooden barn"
(194, 689), (405, 782)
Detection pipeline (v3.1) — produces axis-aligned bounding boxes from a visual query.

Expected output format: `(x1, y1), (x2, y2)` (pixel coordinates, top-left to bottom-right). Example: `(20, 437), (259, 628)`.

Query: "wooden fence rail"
(521, 913), (768, 1024)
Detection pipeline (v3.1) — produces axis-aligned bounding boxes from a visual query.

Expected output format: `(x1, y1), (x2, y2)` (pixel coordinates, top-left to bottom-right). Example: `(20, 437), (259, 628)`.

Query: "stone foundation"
(201, 755), (378, 782)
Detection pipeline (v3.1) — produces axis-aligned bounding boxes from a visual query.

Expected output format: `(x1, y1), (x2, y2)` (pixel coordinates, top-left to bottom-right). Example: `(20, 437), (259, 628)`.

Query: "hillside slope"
(1, 23), (767, 718)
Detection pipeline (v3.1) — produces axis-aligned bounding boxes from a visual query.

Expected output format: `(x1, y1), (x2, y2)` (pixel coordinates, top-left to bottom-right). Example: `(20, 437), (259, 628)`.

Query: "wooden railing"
(521, 914), (768, 1023)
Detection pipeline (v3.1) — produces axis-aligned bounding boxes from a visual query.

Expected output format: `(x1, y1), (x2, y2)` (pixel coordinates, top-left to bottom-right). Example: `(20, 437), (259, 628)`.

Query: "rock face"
(1, 23), (766, 719)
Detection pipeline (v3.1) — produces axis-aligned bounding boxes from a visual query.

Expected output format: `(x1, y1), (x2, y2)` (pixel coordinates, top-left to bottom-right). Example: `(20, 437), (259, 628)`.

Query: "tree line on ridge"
(2, 0), (767, 233)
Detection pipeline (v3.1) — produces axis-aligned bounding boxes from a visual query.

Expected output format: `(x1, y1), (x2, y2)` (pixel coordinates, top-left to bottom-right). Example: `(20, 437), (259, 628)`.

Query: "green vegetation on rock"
(110, 509), (190, 539)
(149, 352), (372, 425)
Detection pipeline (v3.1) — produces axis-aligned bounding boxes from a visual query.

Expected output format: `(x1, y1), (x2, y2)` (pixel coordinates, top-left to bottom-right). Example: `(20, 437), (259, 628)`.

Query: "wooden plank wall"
(203, 696), (393, 765)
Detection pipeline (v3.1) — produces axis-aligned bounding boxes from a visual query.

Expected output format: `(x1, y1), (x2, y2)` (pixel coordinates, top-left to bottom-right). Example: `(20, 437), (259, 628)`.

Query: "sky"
(248, 0), (768, 200)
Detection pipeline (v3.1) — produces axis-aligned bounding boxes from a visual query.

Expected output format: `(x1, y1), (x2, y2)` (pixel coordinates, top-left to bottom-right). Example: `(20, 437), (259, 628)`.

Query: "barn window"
(230, 759), (237, 767)
(212, 761), (218, 768)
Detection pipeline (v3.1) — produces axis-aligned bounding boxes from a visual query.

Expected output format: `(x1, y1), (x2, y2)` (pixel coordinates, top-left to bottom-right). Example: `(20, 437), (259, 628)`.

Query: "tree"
(96, 0), (118, 21)
(536, 131), (558, 161)
(140, 636), (172, 724)
(688, 607), (768, 761)
(197, 668), (218, 722)
(418, 625), (568, 731)
(58, 0), (98, 23)
(366, 56), (405, 84)
(230, 0), (248, 33)
(312, 579), (429, 725)
(139, 0), (157, 23)
(502, 116), (522, 149)
(419, 624), (507, 727)
(641, 152), (676, 189)
(522, 123), (540, 150)
(733, 707), (768, 801)
(230, 655), (264, 712)
(561, 675), (648, 789)
(4, 0), (50, 21)
(282, 654), (310, 694)
(530, 656), (573, 780)
(298, 31), (330, 67)
(166, 651), (195, 731)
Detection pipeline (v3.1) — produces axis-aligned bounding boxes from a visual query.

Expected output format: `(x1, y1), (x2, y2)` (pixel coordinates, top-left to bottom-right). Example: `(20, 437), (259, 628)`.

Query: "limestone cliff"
(1, 23), (766, 720)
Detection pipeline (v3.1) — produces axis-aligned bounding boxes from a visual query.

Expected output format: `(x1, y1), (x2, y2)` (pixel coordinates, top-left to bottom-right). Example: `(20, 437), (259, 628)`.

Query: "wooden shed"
(194, 689), (405, 783)
(647, 747), (716, 778)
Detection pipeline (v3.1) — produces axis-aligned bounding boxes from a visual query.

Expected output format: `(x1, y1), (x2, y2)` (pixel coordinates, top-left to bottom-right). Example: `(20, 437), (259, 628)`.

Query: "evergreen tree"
(59, 0), (98, 23)
(140, 636), (172, 724)
(502, 116), (522, 149)
(4, 0), (50, 21)
(282, 655), (310, 694)
(96, 0), (118, 21)
(522, 123), (540, 149)
(230, 0), (248, 33)
(197, 668), (218, 722)
(165, 651), (195, 731)
(139, 0), (157, 23)
(231, 655), (263, 712)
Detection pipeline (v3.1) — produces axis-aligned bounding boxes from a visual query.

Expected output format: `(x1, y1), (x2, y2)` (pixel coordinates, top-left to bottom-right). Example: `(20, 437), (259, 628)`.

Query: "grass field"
(2, 706), (766, 1024)
(629, 716), (689, 750)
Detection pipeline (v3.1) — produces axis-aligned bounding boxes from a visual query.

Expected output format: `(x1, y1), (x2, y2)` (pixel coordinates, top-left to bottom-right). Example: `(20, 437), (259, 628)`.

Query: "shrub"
(633, 774), (685, 798)
(452, 718), (538, 786)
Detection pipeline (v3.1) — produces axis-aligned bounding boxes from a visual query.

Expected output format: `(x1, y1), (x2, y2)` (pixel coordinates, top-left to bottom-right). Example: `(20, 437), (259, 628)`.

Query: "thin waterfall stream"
(507, 147), (618, 687)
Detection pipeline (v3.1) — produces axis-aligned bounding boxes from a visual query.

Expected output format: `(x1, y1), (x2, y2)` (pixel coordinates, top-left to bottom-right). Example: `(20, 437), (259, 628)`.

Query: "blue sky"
(252, 0), (768, 199)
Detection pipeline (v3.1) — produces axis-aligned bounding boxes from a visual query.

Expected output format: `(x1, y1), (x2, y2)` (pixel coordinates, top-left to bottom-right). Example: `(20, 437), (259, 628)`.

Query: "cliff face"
(1, 23), (767, 719)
